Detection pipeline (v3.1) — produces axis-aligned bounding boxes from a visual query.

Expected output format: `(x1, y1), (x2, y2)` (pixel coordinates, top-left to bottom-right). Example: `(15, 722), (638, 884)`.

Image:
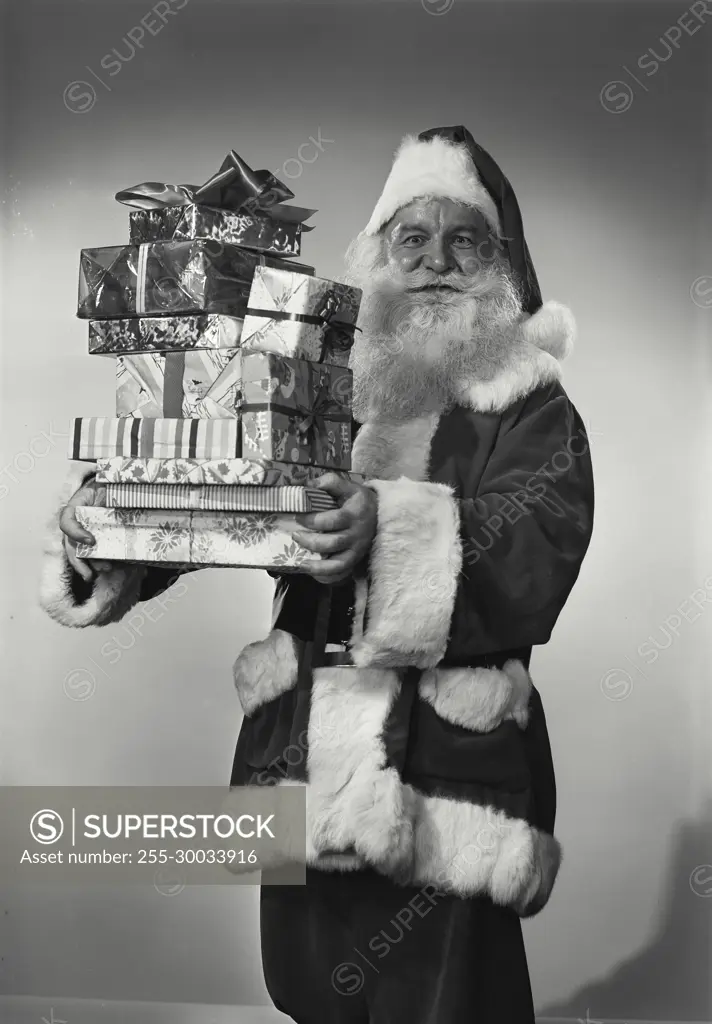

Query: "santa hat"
(362, 125), (574, 356)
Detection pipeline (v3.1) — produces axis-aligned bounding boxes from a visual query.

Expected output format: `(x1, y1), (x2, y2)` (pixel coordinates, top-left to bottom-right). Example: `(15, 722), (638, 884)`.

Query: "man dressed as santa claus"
(44, 125), (595, 1023)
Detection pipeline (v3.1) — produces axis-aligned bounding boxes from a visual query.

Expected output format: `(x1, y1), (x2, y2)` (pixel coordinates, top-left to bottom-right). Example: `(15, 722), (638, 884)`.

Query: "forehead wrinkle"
(390, 200), (486, 238)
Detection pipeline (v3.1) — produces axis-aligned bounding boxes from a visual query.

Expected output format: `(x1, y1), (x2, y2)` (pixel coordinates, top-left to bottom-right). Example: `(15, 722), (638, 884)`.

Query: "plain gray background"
(1, 0), (710, 1019)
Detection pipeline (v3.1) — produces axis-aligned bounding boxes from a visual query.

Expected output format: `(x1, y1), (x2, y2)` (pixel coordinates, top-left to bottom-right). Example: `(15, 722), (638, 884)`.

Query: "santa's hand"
(291, 473), (377, 584)
(59, 479), (114, 580)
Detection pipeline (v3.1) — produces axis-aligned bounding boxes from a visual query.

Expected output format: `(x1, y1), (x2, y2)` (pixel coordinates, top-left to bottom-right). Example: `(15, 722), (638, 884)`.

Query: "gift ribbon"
(244, 306), (361, 362)
(238, 386), (351, 458)
(115, 149), (309, 218)
(293, 381), (339, 444)
(135, 243), (149, 315)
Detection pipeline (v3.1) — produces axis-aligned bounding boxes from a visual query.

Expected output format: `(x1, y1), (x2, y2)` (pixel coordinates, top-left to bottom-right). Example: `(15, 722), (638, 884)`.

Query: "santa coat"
(39, 299), (593, 918)
(228, 299), (594, 916)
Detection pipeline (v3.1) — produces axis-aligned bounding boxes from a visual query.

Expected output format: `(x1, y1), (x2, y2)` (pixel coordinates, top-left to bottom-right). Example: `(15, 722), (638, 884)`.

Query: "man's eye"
(402, 234), (426, 246)
(452, 235), (475, 247)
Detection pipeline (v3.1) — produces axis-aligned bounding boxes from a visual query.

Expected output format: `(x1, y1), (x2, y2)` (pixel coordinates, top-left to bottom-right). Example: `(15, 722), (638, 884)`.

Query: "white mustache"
(376, 263), (509, 300)
(401, 269), (469, 291)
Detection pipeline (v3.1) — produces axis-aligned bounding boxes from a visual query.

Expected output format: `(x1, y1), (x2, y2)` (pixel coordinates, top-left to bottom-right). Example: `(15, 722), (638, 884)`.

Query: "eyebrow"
(393, 222), (430, 234)
(392, 221), (482, 237)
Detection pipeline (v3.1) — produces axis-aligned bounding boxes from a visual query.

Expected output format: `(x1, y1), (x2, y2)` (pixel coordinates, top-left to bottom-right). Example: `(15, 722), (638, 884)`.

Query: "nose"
(421, 237), (454, 274)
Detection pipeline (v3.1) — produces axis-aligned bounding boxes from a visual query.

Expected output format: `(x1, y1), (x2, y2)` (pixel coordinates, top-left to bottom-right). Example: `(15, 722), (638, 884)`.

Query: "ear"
(520, 300), (576, 361)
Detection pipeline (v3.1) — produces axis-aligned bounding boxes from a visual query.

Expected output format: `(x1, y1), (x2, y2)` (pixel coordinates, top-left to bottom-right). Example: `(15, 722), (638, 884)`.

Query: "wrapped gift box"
(75, 507), (192, 563)
(127, 205), (306, 257)
(178, 351), (352, 468)
(96, 456), (358, 487)
(237, 353), (352, 469)
(74, 506), (321, 570)
(105, 483), (337, 512)
(77, 242), (307, 320)
(116, 350), (239, 418)
(241, 267), (362, 366)
(70, 417), (240, 461)
(89, 313), (245, 355)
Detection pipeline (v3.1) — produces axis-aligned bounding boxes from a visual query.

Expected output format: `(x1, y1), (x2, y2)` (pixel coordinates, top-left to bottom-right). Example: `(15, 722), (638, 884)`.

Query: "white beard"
(344, 234), (525, 422)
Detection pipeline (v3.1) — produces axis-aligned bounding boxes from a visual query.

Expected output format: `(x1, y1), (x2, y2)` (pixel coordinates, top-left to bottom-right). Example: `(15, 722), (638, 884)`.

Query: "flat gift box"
(95, 457), (359, 487)
(104, 483), (337, 513)
(70, 418), (240, 461)
(88, 313), (245, 355)
(77, 243), (308, 320)
(241, 266), (362, 367)
(74, 506), (322, 570)
(116, 350), (239, 418)
(127, 205), (306, 258)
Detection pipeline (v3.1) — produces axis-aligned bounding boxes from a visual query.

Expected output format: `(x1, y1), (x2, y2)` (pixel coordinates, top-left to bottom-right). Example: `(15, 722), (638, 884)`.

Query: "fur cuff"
(350, 478), (462, 669)
(39, 466), (147, 628)
(419, 659), (532, 732)
(233, 629), (299, 716)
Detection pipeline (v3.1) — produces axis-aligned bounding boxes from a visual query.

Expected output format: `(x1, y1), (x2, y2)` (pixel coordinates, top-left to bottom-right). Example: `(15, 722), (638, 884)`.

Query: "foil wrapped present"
(69, 417), (240, 461)
(115, 351), (239, 418)
(241, 267), (362, 366)
(88, 313), (245, 355)
(77, 242), (304, 320)
(116, 148), (315, 257)
(104, 483), (337, 512)
(128, 206), (306, 257)
(74, 506), (321, 570)
(95, 457), (359, 487)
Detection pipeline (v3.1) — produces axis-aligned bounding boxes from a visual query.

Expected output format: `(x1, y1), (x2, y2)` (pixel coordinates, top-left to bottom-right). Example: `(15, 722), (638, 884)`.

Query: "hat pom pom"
(519, 300), (576, 361)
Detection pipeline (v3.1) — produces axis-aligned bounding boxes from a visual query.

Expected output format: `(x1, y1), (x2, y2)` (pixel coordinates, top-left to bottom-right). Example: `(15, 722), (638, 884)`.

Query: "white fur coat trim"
(364, 134), (502, 237)
(39, 465), (147, 629)
(233, 629), (299, 716)
(350, 477), (462, 669)
(419, 659), (533, 733)
(305, 666), (414, 873)
(407, 786), (562, 909)
(225, 644), (558, 914)
(460, 299), (576, 415)
(352, 413), (440, 481)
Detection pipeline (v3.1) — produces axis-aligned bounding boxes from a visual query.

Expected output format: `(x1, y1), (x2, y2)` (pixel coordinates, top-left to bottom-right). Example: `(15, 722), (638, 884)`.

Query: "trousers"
(260, 866), (536, 1024)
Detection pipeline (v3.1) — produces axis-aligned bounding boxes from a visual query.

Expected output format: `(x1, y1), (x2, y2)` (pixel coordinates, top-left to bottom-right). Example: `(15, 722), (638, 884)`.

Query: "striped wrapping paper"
(95, 457), (362, 487)
(104, 484), (337, 513)
(69, 417), (240, 461)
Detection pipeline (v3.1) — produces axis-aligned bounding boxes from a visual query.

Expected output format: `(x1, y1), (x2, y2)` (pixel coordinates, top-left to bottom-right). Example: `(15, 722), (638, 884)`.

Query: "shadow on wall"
(539, 801), (712, 1022)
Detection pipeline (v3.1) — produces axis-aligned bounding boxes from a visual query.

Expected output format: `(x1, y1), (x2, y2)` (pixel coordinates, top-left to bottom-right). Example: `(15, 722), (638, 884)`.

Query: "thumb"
(314, 473), (359, 498)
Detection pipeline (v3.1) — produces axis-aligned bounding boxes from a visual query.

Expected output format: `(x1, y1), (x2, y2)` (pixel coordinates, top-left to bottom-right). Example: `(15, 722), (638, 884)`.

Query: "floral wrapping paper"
(241, 267), (362, 367)
(70, 417), (240, 461)
(77, 243), (304, 320)
(95, 457), (360, 487)
(88, 314), (246, 355)
(115, 350), (239, 418)
(127, 205), (306, 257)
(74, 506), (321, 570)
(104, 483), (337, 512)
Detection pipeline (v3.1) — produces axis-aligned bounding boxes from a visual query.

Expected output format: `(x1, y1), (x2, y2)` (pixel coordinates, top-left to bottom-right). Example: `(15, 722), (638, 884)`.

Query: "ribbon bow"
(318, 313), (361, 363)
(115, 149), (308, 218)
(295, 290), (361, 362)
(295, 380), (344, 446)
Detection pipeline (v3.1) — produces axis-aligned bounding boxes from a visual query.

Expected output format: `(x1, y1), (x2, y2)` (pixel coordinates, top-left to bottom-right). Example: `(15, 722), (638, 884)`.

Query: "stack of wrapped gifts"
(69, 150), (362, 571)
